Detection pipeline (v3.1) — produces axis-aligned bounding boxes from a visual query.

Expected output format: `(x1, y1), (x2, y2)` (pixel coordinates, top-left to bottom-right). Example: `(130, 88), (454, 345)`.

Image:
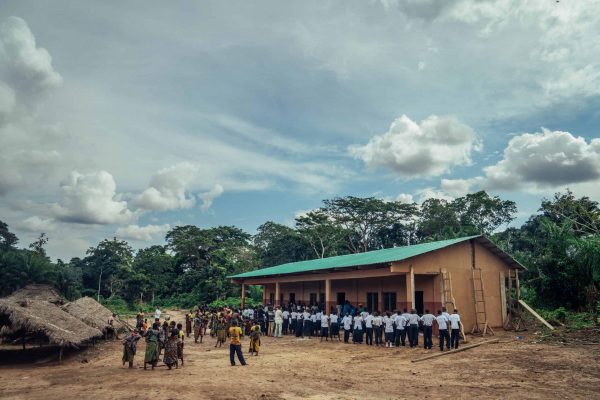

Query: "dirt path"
(1, 310), (599, 399)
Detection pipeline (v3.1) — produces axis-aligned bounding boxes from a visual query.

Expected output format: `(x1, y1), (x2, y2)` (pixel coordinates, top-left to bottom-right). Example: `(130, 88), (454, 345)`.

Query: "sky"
(0, 0), (599, 261)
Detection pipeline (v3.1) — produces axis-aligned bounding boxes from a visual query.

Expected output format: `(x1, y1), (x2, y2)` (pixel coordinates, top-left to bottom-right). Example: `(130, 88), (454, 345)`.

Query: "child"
(372, 312), (383, 346)
(215, 317), (227, 347)
(449, 309), (462, 349)
(228, 321), (247, 366)
(352, 313), (363, 344)
(249, 321), (261, 356)
(342, 312), (352, 343)
(383, 311), (394, 348)
(176, 322), (185, 366)
(320, 312), (330, 342)
(330, 312), (341, 341)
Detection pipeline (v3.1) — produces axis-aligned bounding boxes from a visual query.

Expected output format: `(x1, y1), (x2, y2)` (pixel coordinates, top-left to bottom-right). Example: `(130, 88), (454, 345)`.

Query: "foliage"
(538, 307), (596, 330)
(0, 190), (597, 318)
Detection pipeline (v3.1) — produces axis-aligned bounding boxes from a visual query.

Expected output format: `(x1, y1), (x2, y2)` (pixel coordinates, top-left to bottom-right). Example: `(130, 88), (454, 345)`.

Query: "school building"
(229, 235), (524, 332)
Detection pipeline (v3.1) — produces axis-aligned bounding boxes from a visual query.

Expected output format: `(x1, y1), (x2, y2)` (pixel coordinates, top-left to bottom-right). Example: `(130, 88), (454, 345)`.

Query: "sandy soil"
(1, 310), (599, 400)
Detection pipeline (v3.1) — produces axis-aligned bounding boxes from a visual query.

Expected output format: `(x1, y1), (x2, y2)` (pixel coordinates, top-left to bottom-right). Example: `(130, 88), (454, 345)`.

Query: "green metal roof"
(230, 235), (489, 280)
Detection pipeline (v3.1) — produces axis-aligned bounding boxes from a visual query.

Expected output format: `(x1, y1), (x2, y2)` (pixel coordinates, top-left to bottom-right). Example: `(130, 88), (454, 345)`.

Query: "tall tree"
(82, 238), (133, 301)
(321, 196), (418, 253)
(295, 210), (349, 258)
(0, 220), (18, 248)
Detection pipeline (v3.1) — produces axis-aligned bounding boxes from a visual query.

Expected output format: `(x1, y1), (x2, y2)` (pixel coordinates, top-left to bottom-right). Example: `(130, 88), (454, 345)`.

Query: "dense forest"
(0, 190), (599, 319)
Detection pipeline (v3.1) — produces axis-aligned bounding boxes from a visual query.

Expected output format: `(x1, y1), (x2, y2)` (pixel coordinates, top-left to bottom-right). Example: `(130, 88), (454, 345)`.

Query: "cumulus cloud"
(51, 171), (135, 224)
(0, 16), (62, 112)
(199, 184), (224, 211)
(20, 216), (55, 232)
(349, 115), (479, 178)
(482, 129), (600, 191)
(115, 223), (170, 241)
(133, 162), (199, 211)
(0, 16), (65, 195)
(396, 193), (415, 204)
(441, 178), (472, 197)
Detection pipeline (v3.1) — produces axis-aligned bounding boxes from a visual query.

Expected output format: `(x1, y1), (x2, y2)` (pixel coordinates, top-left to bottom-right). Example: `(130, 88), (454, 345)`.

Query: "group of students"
(252, 303), (463, 352)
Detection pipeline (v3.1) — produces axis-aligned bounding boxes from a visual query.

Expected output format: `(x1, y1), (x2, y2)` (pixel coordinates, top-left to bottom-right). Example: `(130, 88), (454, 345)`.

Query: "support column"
(406, 265), (415, 310)
(325, 278), (332, 313)
(263, 285), (268, 305)
(378, 278), (383, 313)
(275, 281), (280, 306)
(241, 283), (246, 309)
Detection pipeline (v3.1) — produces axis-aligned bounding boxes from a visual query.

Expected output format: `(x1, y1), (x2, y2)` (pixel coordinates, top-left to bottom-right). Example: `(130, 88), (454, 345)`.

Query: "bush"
(538, 307), (595, 330)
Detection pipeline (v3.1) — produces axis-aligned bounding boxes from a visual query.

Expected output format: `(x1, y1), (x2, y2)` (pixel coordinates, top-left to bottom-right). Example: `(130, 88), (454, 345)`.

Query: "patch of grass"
(538, 307), (596, 330)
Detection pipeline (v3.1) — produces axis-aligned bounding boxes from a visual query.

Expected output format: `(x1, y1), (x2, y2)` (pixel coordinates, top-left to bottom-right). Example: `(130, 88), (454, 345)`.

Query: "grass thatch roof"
(0, 299), (102, 348)
(62, 296), (128, 333)
(6, 284), (64, 305)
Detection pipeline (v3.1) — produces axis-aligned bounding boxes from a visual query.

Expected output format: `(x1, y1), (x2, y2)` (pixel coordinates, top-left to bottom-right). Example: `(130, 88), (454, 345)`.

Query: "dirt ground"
(1, 310), (599, 400)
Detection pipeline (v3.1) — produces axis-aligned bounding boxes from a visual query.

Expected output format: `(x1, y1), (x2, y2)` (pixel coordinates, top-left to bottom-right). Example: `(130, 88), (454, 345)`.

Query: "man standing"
(364, 311), (373, 345)
(435, 310), (450, 351)
(408, 309), (420, 348)
(449, 309), (462, 349)
(274, 306), (283, 338)
(372, 312), (383, 346)
(342, 312), (352, 343)
(282, 308), (290, 335)
(394, 312), (407, 348)
(420, 309), (435, 350)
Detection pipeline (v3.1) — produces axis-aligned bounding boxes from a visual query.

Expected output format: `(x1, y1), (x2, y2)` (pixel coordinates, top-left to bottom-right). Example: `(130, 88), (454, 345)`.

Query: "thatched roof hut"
(0, 299), (102, 348)
(62, 296), (128, 333)
(6, 284), (64, 305)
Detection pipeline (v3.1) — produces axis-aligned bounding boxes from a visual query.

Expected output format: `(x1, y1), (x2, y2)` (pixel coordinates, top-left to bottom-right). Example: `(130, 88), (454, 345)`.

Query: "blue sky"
(1, 1), (599, 260)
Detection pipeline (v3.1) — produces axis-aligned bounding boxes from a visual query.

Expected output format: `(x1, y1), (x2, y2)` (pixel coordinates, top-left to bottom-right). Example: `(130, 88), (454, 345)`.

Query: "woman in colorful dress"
(176, 322), (185, 366)
(163, 328), (179, 370)
(249, 322), (261, 356)
(144, 322), (160, 370)
(121, 329), (141, 368)
(215, 317), (227, 348)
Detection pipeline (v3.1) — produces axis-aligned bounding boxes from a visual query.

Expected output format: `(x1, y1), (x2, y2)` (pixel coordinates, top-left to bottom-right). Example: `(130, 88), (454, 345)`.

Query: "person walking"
(435, 310), (451, 351)
(449, 309), (462, 349)
(228, 321), (247, 366)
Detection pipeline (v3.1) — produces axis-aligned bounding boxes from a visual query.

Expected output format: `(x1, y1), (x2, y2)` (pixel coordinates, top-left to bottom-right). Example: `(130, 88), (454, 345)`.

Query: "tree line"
(0, 190), (598, 314)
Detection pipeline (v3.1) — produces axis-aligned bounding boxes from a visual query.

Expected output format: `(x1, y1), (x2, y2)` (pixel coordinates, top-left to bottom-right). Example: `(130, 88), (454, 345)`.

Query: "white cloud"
(20, 216), (55, 232)
(396, 193), (414, 204)
(115, 223), (170, 241)
(0, 16), (62, 112)
(349, 115), (479, 178)
(441, 178), (473, 197)
(0, 17), (66, 195)
(482, 129), (600, 191)
(133, 162), (199, 211)
(51, 171), (136, 225)
(415, 187), (454, 203)
(199, 184), (224, 211)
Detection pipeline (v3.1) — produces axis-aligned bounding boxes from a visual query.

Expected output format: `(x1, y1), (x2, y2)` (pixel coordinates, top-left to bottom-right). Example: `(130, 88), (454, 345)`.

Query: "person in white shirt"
(310, 311), (318, 337)
(394, 312), (407, 348)
(330, 312), (341, 341)
(435, 310), (450, 351)
(364, 312), (374, 345)
(320, 313), (330, 342)
(352, 314), (363, 344)
(408, 309), (420, 348)
(154, 308), (162, 320)
(282, 309), (290, 335)
(372, 312), (383, 346)
(290, 310), (297, 335)
(342, 313), (352, 343)
(420, 309), (436, 349)
(383, 312), (395, 347)
(295, 310), (303, 338)
(302, 309), (312, 338)
(449, 309), (462, 349)
(248, 308), (255, 320)
(274, 306), (284, 338)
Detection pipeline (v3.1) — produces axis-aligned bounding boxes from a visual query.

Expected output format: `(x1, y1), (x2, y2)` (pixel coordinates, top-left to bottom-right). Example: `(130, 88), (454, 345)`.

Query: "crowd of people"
(120, 301), (463, 369)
